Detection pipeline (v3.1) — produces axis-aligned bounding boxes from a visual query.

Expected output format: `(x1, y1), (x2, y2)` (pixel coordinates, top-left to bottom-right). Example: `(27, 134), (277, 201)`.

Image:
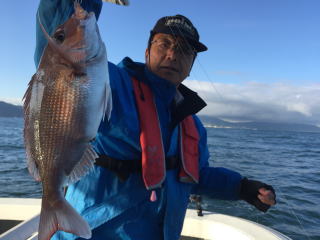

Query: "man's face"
(145, 33), (196, 86)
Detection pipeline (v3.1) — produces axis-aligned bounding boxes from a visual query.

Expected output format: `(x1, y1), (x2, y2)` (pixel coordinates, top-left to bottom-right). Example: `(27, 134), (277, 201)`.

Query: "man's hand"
(240, 178), (276, 212)
(258, 187), (276, 206)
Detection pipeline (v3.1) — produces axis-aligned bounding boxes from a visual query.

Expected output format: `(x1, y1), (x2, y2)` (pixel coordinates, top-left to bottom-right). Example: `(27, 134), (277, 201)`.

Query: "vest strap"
(132, 77), (166, 190)
(131, 77), (200, 189)
(179, 116), (199, 183)
(95, 155), (180, 182)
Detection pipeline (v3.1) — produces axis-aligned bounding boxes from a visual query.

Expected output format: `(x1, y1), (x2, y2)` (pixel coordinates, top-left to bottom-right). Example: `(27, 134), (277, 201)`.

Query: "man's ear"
(145, 48), (149, 63)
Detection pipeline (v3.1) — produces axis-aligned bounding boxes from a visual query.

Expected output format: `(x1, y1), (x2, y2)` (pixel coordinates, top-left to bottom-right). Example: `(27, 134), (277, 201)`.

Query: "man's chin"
(160, 69), (178, 78)
(160, 72), (178, 82)
(163, 75), (182, 86)
(152, 69), (181, 85)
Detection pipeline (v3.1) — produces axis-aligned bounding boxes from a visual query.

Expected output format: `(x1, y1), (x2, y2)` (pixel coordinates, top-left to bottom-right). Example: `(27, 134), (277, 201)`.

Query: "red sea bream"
(23, 2), (115, 239)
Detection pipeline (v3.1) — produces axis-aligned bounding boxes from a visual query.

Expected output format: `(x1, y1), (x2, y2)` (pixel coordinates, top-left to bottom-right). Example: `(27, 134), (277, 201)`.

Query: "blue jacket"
(35, 1), (242, 239)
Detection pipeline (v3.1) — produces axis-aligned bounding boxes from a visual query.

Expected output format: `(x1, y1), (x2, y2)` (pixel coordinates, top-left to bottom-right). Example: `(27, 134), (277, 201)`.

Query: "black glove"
(239, 177), (276, 212)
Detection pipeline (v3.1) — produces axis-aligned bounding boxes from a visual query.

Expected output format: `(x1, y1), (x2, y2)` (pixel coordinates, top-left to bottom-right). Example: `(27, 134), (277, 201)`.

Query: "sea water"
(0, 117), (319, 240)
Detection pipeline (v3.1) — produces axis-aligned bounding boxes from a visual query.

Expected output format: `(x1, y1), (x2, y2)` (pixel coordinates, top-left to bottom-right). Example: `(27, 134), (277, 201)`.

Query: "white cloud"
(184, 80), (320, 125)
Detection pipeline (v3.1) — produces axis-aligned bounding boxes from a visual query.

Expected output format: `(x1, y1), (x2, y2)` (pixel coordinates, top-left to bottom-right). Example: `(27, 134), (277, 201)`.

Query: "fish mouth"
(69, 46), (87, 51)
(74, 2), (89, 20)
(74, 2), (96, 20)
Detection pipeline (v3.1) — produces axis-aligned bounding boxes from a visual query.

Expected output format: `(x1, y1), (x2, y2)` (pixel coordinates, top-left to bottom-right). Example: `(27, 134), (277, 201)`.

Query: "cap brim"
(189, 39), (208, 52)
(151, 29), (208, 52)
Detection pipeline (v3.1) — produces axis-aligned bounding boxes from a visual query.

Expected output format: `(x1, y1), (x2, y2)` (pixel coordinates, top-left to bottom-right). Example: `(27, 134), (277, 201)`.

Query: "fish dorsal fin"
(64, 144), (98, 186)
(22, 74), (35, 118)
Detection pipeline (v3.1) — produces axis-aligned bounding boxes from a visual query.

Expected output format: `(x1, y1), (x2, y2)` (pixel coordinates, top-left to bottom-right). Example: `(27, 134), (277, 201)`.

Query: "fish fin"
(65, 144), (98, 185)
(38, 198), (91, 240)
(102, 0), (129, 6)
(23, 73), (44, 122)
(102, 74), (113, 122)
(23, 74), (44, 182)
(27, 157), (41, 182)
(22, 74), (35, 117)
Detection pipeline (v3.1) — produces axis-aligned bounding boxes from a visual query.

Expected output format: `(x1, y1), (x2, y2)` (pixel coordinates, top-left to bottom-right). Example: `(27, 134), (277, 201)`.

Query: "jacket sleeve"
(34, 0), (102, 67)
(191, 116), (243, 200)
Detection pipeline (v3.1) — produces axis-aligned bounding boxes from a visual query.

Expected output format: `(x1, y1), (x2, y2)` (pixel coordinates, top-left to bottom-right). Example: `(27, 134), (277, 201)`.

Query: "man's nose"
(165, 46), (178, 60)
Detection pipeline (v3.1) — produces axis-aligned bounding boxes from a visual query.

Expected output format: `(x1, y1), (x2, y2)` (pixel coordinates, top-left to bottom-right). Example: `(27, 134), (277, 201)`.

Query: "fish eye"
(53, 30), (65, 44)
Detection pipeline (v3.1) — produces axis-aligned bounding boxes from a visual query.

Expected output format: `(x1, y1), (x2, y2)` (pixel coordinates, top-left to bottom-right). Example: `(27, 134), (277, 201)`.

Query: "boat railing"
(0, 198), (41, 240)
(0, 215), (39, 240)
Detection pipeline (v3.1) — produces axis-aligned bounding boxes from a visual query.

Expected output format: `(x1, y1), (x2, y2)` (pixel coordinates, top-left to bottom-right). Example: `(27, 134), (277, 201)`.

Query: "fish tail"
(38, 198), (91, 240)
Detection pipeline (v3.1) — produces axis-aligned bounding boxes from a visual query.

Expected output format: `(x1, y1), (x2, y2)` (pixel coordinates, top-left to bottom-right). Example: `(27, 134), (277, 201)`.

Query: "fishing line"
(193, 58), (225, 101)
(166, 16), (316, 240)
(172, 20), (305, 233)
(174, 25), (225, 100)
(154, 15), (314, 239)
(163, 19), (203, 83)
(159, 17), (197, 78)
(275, 185), (312, 240)
(169, 18), (260, 112)
(166, 21), (225, 102)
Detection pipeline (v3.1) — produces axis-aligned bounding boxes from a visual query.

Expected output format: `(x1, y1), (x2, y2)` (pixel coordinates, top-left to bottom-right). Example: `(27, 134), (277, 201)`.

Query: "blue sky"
(0, 0), (319, 125)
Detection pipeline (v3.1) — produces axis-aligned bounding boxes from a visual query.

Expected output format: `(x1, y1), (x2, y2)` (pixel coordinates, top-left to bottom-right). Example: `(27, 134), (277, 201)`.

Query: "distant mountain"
(199, 115), (320, 133)
(0, 101), (23, 117)
(1, 101), (319, 133)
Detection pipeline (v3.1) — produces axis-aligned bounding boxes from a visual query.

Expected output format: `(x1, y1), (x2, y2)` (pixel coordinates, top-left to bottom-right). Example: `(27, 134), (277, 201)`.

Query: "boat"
(0, 198), (292, 240)
(0, 198), (40, 240)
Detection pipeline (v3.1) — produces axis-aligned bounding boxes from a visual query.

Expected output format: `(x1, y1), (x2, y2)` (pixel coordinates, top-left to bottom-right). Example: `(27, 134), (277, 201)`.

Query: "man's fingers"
(258, 188), (276, 205)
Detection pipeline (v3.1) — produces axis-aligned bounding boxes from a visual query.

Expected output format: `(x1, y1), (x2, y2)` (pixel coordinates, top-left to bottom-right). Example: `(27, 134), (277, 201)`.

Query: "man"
(34, 1), (276, 240)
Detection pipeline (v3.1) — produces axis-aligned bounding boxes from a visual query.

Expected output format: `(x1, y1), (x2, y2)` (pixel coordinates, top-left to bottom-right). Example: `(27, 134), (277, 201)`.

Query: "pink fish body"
(23, 3), (113, 239)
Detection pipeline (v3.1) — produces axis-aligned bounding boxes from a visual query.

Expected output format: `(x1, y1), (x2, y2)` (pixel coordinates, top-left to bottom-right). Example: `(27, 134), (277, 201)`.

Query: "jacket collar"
(119, 57), (207, 128)
(170, 84), (207, 128)
(120, 57), (176, 104)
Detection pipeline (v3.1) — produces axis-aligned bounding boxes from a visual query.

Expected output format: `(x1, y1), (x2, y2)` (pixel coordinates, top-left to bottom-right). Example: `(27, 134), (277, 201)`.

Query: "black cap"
(151, 14), (208, 52)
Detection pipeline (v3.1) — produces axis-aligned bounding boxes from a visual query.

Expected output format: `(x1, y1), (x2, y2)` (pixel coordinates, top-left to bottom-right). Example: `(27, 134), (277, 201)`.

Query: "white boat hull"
(182, 209), (291, 240)
(0, 198), (291, 240)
